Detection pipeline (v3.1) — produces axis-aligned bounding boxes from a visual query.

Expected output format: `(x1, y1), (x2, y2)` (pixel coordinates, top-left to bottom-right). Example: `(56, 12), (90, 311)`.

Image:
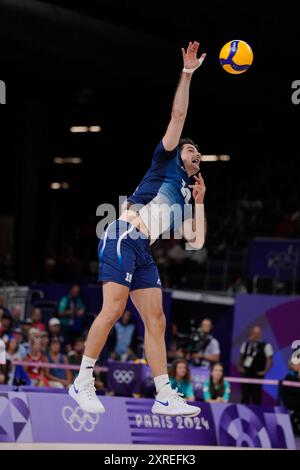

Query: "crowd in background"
(1, 284), (300, 434)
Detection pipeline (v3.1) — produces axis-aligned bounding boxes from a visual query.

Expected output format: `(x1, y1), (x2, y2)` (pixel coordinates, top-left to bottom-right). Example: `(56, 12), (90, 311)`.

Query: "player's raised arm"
(162, 41), (206, 151)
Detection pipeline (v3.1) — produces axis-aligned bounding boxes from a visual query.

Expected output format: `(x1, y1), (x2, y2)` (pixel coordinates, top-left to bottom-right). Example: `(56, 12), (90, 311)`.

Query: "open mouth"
(192, 159), (200, 164)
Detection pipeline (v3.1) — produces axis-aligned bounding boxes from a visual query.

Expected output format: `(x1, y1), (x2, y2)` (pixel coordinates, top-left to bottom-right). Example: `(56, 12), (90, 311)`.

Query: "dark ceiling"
(0, 0), (299, 280)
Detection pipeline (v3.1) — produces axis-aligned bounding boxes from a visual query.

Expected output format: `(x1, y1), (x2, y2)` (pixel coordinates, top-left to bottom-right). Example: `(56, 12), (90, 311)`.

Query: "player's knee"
(100, 302), (124, 326)
(145, 309), (166, 335)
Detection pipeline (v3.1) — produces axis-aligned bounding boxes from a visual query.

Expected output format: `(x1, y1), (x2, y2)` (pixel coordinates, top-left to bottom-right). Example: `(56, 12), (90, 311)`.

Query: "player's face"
(181, 144), (201, 173)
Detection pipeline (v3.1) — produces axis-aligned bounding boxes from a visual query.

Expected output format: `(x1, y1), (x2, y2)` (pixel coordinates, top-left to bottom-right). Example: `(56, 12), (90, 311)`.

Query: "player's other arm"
(183, 174), (207, 249)
(162, 41), (206, 152)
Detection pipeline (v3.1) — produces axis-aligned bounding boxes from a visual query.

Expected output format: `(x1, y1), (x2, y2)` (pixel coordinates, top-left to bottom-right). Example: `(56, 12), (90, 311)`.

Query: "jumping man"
(69, 41), (207, 416)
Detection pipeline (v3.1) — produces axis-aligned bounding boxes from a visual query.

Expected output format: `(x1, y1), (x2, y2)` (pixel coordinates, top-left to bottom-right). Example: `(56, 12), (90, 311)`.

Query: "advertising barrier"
(0, 392), (295, 448)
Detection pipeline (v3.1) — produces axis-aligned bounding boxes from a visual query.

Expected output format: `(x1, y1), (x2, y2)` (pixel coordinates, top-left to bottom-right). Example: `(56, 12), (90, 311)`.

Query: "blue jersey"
(127, 140), (193, 240)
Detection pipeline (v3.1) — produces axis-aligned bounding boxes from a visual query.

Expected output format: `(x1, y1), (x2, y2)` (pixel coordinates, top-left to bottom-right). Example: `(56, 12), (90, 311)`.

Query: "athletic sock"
(76, 355), (97, 384)
(154, 374), (172, 398)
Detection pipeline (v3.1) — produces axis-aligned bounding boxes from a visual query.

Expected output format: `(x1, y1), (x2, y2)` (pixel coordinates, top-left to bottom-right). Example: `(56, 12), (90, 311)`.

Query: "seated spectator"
(11, 305), (22, 329)
(21, 326), (41, 358)
(0, 338), (8, 383)
(24, 336), (48, 387)
(21, 318), (33, 343)
(46, 337), (72, 388)
(109, 310), (137, 361)
(280, 360), (300, 436)
(68, 337), (85, 381)
(0, 337), (5, 364)
(29, 328), (42, 342)
(187, 318), (220, 367)
(40, 331), (50, 355)
(0, 312), (12, 342)
(238, 325), (273, 405)
(11, 327), (27, 359)
(203, 363), (230, 403)
(30, 307), (46, 331)
(5, 337), (22, 384)
(169, 359), (195, 401)
(58, 284), (86, 344)
(48, 318), (65, 348)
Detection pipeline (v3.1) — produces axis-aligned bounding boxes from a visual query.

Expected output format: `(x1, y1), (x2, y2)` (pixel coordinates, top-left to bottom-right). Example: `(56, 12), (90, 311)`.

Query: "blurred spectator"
(68, 337), (85, 381)
(21, 319), (33, 355)
(10, 305), (22, 329)
(167, 323), (186, 362)
(0, 338), (7, 383)
(0, 312), (12, 342)
(30, 307), (46, 331)
(22, 328), (42, 357)
(58, 284), (86, 342)
(5, 337), (22, 384)
(21, 318), (33, 341)
(280, 360), (300, 435)
(29, 328), (42, 342)
(109, 310), (137, 361)
(11, 327), (27, 359)
(238, 325), (273, 405)
(48, 318), (65, 346)
(24, 336), (48, 387)
(169, 359), (195, 401)
(0, 294), (11, 316)
(46, 337), (72, 388)
(227, 277), (248, 295)
(40, 331), (50, 355)
(187, 318), (220, 367)
(203, 363), (230, 403)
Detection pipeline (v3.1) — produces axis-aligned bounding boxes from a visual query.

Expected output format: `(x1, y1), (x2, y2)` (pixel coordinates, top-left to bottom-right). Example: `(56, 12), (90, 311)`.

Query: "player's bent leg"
(130, 287), (200, 417)
(69, 281), (129, 414)
(130, 288), (167, 377)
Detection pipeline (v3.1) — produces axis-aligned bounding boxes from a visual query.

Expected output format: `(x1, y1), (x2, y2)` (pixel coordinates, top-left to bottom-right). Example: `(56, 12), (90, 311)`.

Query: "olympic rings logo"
(61, 406), (100, 432)
(113, 369), (135, 384)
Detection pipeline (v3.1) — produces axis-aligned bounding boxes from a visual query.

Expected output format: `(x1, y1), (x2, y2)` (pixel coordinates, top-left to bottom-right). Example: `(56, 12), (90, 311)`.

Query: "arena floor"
(0, 443), (269, 450)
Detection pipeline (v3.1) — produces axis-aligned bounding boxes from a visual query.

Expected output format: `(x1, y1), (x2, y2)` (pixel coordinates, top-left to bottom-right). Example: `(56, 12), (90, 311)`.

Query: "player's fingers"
(193, 176), (204, 185)
(199, 52), (207, 63)
(181, 48), (186, 59)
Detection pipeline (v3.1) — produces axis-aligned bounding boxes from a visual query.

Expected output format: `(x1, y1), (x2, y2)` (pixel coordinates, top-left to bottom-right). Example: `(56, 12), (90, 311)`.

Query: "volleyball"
(219, 40), (253, 74)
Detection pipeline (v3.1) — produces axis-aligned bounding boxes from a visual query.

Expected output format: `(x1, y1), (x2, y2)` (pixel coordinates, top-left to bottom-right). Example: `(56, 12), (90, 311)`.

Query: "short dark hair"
(179, 138), (198, 153)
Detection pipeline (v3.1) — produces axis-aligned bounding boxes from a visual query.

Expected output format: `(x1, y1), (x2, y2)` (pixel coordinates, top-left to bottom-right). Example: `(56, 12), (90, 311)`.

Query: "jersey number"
(181, 179), (192, 204)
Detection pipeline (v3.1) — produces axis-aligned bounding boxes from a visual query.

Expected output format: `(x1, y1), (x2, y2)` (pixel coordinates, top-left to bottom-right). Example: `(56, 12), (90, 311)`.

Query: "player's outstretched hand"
(181, 41), (206, 73)
(189, 173), (206, 204)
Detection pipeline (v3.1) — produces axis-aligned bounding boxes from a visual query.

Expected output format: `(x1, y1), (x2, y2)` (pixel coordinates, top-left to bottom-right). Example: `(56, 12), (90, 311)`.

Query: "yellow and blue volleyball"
(219, 40), (253, 74)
